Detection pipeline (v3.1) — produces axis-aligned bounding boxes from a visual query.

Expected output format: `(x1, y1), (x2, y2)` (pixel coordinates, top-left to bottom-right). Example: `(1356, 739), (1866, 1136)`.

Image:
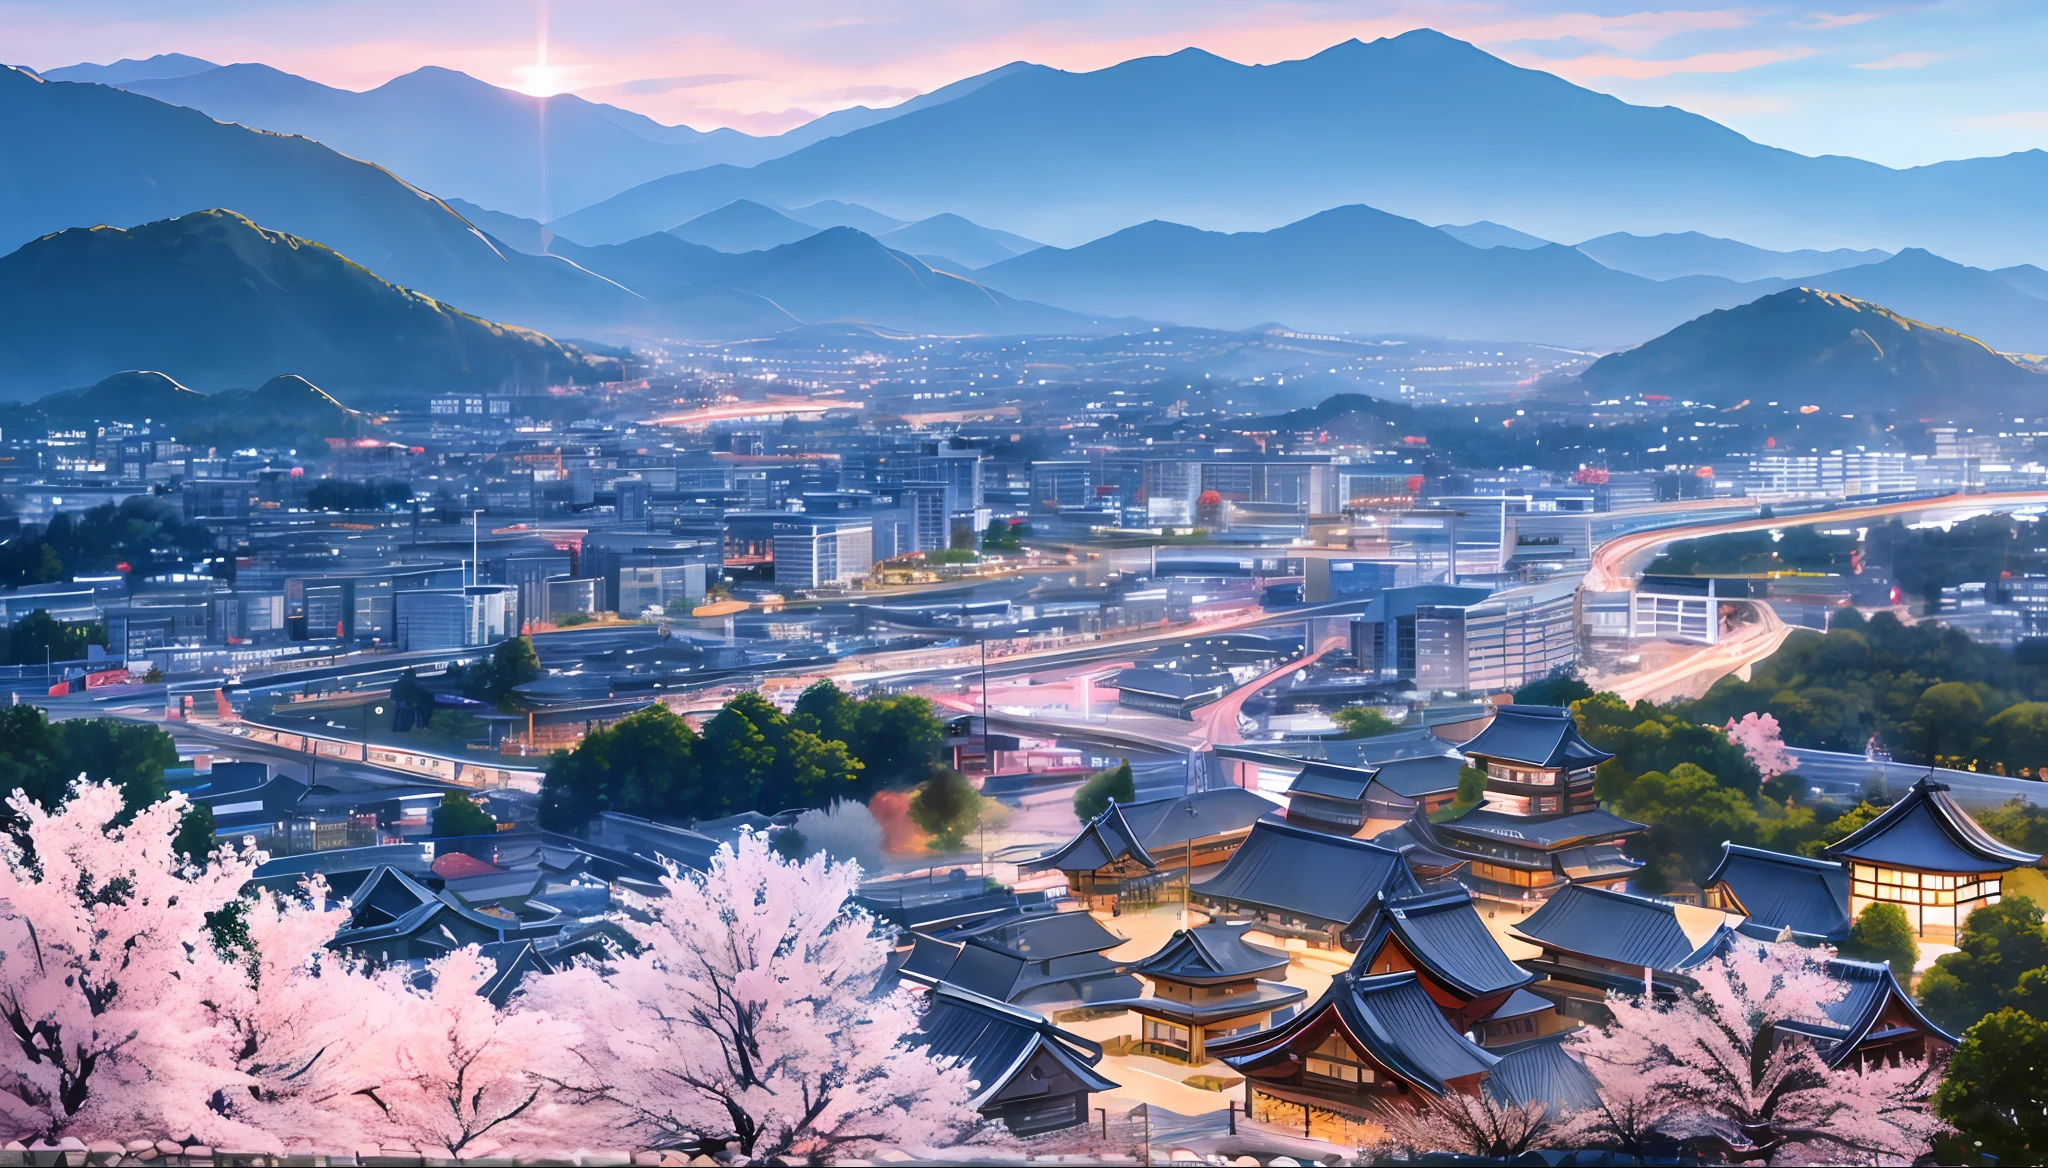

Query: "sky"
(5, 0), (2045, 167)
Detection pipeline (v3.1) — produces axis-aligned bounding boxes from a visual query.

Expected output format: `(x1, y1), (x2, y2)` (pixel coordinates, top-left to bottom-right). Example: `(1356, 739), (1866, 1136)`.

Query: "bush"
(1073, 760), (1135, 820)
(1332, 707), (1400, 738)
(910, 766), (981, 851)
(791, 799), (886, 872)
(1934, 1007), (2048, 1165)
(432, 792), (497, 837)
(555, 611), (592, 627)
(1840, 902), (1919, 982)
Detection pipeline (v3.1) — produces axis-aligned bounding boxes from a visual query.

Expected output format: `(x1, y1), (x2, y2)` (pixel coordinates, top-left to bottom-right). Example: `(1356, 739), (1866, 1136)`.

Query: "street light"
(470, 509), (487, 588)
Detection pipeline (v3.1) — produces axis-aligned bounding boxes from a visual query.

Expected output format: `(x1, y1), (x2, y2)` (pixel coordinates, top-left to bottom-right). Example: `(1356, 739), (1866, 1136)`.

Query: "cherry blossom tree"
(1566, 940), (1945, 1163)
(210, 880), (402, 1149)
(529, 833), (978, 1160)
(1725, 713), (1795, 781)
(1373, 1092), (1553, 1159)
(369, 946), (579, 1157)
(0, 782), (254, 1143)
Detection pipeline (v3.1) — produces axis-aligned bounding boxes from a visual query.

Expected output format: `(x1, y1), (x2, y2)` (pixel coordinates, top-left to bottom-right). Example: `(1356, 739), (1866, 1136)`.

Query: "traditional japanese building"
(1350, 888), (1538, 1030)
(1779, 956), (1957, 1069)
(1414, 704), (1645, 900)
(1109, 922), (1307, 1065)
(1509, 883), (1738, 1026)
(1192, 818), (1422, 949)
(915, 984), (1119, 1135)
(897, 907), (1139, 1007)
(1210, 970), (1500, 1146)
(1821, 775), (2040, 943)
(1024, 787), (1276, 910)
(1703, 842), (1852, 944)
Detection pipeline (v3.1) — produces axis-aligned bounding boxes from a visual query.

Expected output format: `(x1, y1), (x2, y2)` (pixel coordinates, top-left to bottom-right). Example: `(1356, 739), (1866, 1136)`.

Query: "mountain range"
(974, 204), (2048, 350)
(22, 370), (366, 449)
(0, 64), (640, 334)
(546, 227), (1102, 338)
(1572, 288), (2045, 415)
(0, 210), (618, 399)
(1572, 232), (1893, 283)
(56, 56), (1046, 222)
(545, 30), (2048, 269)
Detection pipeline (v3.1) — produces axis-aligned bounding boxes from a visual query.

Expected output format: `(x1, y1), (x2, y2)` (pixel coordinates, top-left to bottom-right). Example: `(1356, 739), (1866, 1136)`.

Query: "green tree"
(173, 801), (217, 865)
(50, 716), (176, 817)
(432, 792), (498, 836)
(1934, 1007), (2048, 1166)
(1840, 902), (1919, 982)
(32, 544), (63, 584)
(457, 635), (542, 704)
(6, 609), (107, 667)
(792, 679), (858, 742)
(1918, 896), (2048, 1032)
(391, 667), (435, 731)
(1909, 681), (1990, 765)
(539, 703), (703, 830)
(910, 765), (980, 851)
(1332, 707), (1400, 738)
(847, 693), (944, 790)
(1613, 762), (1762, 893)
(767, 727), (862, 811)
(1073, 760), (1135, 820)
(1989, 703), (2048, 776)
(699, 692), (783, 815)
(1574, 691), (1763, 801)
(1513, 673), (1594, 707)
(1976, 798), (2048, 855)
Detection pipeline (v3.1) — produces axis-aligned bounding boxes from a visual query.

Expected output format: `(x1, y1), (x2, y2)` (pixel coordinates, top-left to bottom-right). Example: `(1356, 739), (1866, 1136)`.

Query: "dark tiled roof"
(1354, 889), (1535, 999)
(1822, 776), (2040, 873)
(1025, 805), (1155, 873)
(1772, 955), (1958, 1068)
(1212, 971), (1499, 1094)
(1436, 807), (1646, 849)
(1484, 986), (1555, 1022)
(1286, 761), (1379, 802)
(916, 984), (1117, 1108)
(1132, 922), (1291, 984)
(1119, 787), (1278, 849)
(1511, 884), (1731, 972)
(1484, 1033), (1602, 1113)
(930, 908), (1124, 960)
(1459, 705), (1614, 769)
(1193, 818), (1419, 928)
(1370, 753), (1465, 799)
(1705, 843), (1851, 941)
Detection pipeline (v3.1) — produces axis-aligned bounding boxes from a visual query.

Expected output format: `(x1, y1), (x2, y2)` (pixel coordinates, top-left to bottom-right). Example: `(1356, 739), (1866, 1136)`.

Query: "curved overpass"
(1584, 490), (2048, 593)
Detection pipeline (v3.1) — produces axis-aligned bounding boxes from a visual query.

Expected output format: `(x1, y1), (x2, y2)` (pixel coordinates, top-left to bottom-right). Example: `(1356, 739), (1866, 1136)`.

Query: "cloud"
(1800, 11), (1882, 30)
(1853, 50), (1953, 70)
(810, 82), (921, 101)
(1543, 45), (1819, 80)
(607, 73), (750, 95)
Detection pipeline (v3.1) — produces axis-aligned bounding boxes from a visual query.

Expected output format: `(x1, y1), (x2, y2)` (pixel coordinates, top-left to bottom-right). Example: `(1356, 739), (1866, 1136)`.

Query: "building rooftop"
(1193, 818), (1419, 930)
(1705, 842), (1852, 941)
(1458, 704), (1614, 770)
(1822, 776), (2040, 874)
(1212, 970), (1500, 1095)
(1354, 888), (1536, 1000)
(1511, 883), (1734, 972)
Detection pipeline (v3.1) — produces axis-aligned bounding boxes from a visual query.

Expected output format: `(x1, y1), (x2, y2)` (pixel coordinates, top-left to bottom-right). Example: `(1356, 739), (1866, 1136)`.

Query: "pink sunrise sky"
(3, 0), (2044, 167)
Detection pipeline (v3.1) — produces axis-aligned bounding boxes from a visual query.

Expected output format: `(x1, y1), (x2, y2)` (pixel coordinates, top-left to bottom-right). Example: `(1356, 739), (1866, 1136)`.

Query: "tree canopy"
(1072, 760), (1134, 820)
(539, 682), (944, 831)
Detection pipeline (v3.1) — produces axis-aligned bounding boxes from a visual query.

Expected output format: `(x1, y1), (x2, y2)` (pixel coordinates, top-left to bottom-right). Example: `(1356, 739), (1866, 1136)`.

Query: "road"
(1599, 601), (1795, 705)
(1582, 489), (2048, 593)
(1788, 747), (2048, 812)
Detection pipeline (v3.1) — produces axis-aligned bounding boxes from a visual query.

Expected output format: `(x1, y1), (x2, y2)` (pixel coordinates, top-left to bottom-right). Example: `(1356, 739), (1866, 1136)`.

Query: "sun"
(514, 56), (570, 97)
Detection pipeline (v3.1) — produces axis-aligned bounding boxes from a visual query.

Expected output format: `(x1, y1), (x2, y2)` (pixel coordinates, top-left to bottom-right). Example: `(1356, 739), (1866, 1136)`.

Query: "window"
(1144, 1020), (1189, 1047)
(1473, 862), (1536, 887)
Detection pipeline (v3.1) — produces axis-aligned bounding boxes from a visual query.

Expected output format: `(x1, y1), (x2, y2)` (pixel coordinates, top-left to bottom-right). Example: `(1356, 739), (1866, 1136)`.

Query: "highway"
(1788, 747), (2048, 812)
(1601, 600), (1796, 705)
(1582, 489), (2048, 593)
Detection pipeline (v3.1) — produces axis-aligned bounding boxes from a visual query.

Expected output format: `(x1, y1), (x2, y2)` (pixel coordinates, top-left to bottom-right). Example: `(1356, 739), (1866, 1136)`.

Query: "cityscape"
(0, 1), (2046, 1163)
